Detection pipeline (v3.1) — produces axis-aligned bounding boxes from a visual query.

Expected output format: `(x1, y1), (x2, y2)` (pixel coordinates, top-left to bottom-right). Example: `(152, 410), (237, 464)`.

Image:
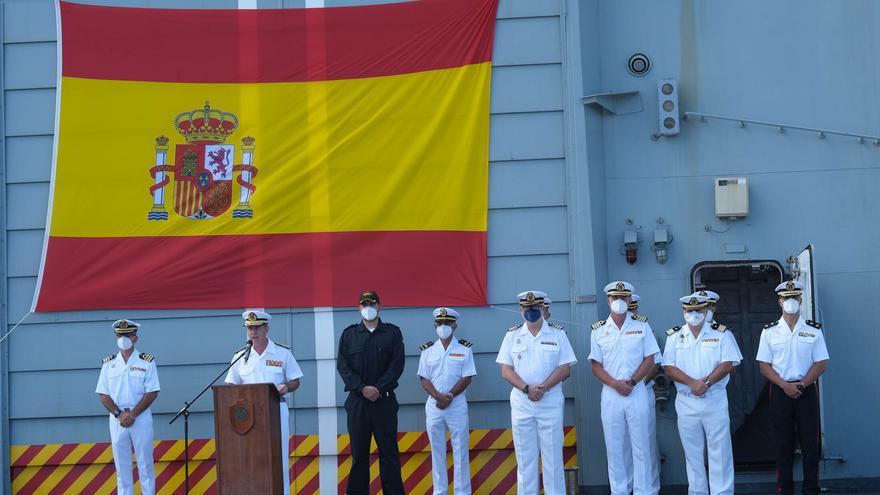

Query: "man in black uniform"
(337, 290), (406, 494)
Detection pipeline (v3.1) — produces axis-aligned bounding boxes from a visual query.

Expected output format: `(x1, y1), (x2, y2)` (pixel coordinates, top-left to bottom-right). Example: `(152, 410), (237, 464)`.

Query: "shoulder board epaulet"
(632, 314), (648, 322)
(764, 320), (778, 329)
(273, 341), (290, 349)
(458, 338), (473, 348)
(591, 320), (606, 330)
(548, 321), (565, 330)
(102, 354), (115, 364)
(711, 322), (727, 333)
(508, 323), (521, 332)
(806, 320), (822, 329)
(139, 352), (155, 362)
(666, 326), (681, 336)
(419, 340), (434, 351)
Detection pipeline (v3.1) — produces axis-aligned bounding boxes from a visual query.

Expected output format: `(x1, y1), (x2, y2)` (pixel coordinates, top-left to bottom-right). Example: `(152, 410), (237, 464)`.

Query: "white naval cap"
(680, 294), (709, 310)
(631, 294), (641, 303)
(112, 319), (141, 335)
(694, 289), (719, 303)
(517, 290), (547, 307)
(604, 281), (635, 296)
(543, 297), (552, 306)
(242, 309), (272, 326)
(775, 280), (803, 297)
(433, 307), (460, 322)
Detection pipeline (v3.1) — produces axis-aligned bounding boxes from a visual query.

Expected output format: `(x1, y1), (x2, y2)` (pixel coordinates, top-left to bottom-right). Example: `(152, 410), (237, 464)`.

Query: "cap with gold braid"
(112, 319), (140, 335)
(242, 309), (272, 326)
(433, 307), (460, 323)
(359, 290), (380, 305)
(775, 280), (803, 297)
(517, 290), (546, 307)
(604, 281), (634, 296)
(680, 294), (709, 310)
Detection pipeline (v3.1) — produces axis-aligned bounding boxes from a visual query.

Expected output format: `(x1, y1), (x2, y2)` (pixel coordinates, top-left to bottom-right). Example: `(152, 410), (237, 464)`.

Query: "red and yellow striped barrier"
(10, 428), (577, 494)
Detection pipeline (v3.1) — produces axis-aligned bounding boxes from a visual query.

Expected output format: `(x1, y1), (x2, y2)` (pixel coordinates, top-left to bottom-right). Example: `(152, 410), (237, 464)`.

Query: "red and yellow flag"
(34, 0), (498, 311)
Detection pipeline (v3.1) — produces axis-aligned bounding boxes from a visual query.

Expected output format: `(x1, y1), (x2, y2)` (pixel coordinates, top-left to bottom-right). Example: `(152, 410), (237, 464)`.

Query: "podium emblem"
(229, 398), (255, 435)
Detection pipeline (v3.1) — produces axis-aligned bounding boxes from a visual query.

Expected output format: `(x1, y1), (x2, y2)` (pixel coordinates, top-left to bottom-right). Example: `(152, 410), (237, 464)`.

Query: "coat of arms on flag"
(147, 101), (259, 220)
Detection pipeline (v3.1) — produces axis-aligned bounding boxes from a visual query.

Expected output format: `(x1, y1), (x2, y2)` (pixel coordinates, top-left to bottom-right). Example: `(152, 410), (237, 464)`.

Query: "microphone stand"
(169, 343), (251, 494)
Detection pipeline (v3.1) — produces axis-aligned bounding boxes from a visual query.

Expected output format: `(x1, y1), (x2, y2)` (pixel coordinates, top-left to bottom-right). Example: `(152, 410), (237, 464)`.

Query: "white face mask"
(684, 311), (705, 326)
(705, 309), (715, 322)
(610, 299), (628, 315)
(436, 324), (453, 340)
(783, 299), (800, 315)
(361, 306), (378, 321)
(116, 336), (133, 351)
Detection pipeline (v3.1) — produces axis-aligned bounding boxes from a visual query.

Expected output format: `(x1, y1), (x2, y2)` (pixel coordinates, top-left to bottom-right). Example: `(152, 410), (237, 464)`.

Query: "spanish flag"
(33, 0), (497, 311)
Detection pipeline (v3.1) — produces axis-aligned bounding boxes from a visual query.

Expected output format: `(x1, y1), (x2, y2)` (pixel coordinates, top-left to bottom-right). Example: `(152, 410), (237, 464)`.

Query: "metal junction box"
(715, 177), (749, 219)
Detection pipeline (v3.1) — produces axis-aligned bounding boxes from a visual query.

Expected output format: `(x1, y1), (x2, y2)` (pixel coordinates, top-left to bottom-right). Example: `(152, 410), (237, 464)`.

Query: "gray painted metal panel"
(5, 182), (47, 230)
(6, 229), (43, 277)
(489, 111), (565, 161)
(490, 64), (563, 114)
(489, 159), (566, 209)
(4, 42), (55, 89)
(5, 135), (53, 183)
(493, 17), (561, 67)
(4, 88), (54, 136)
(488, 206), (568, 257)
(3, 0), (55, 44)
(487, 254), (569, 305)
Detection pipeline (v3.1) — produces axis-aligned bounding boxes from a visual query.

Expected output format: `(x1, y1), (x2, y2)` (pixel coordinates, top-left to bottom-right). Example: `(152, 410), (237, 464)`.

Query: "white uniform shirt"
(95, 349), (160, 410)
(662, 322), (743, 393)
(588, 314), (660, 381)
(496, 322), (577, 389)
(225, 340), (304, 388)
(756, 317), (830, 381)
(417, 337), (477, 404)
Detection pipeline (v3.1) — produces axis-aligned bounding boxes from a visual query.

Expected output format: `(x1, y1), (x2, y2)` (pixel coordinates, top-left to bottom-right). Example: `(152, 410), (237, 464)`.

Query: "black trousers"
(769, 382), (821, 495)
(344, 393), (405, 495)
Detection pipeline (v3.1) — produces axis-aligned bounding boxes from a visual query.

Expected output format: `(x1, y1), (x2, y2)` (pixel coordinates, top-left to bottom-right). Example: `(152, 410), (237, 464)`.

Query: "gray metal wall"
(578, 0), (880, 487)
(1, 0), (580, 492)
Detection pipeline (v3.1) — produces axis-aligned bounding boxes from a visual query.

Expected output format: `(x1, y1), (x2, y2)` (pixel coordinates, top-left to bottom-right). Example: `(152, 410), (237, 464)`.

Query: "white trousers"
(510, 388), (566, 495)
(623, 384), (661, 494)
(109, 411), (155, 495)
(426, 398), (472, 495)
(675, 388), (734, 495)
(600, 383), (654, 495)
(281, 402), (290, 495)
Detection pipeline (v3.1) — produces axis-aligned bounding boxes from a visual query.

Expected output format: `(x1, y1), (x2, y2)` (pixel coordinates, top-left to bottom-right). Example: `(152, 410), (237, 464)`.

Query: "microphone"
(243, 340), (253, 364)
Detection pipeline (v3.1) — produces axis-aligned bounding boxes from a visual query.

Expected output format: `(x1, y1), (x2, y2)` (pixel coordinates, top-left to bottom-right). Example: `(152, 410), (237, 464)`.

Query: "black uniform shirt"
(337, 319), (405, 396)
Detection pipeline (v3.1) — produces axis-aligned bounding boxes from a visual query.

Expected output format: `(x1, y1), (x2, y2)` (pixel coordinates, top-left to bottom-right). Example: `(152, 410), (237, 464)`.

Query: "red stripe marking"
(37, 231), (487, 311)
(17, 464), (59, 494)
(172, 459), (214, 495)
(60, 0), (498, 83)
(47, 464), (88, 495)
(154, 460), (181, 491)
(404, 433), (430, 454)
(497, 461), (518, 494)
(470, 449), (510, 490)
(151, 440), (176, 462)
(404, 454), (433, 492)
(79, 442), (112, 465)
(299, 473), (320, 495)
(44, 443), (78, 466)
(368, 455), (382, 493)
(11, 445), (45, 467)
(81, 462), (118, 494)
(472, 428), (505, 451)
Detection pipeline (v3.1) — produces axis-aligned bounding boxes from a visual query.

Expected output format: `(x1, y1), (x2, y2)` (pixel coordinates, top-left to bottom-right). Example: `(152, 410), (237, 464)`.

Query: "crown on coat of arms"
(174, 101), (239, 144)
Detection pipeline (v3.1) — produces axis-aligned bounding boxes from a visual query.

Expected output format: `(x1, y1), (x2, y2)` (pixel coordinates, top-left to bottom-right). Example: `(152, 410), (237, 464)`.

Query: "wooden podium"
(212, 383), (284, 494)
